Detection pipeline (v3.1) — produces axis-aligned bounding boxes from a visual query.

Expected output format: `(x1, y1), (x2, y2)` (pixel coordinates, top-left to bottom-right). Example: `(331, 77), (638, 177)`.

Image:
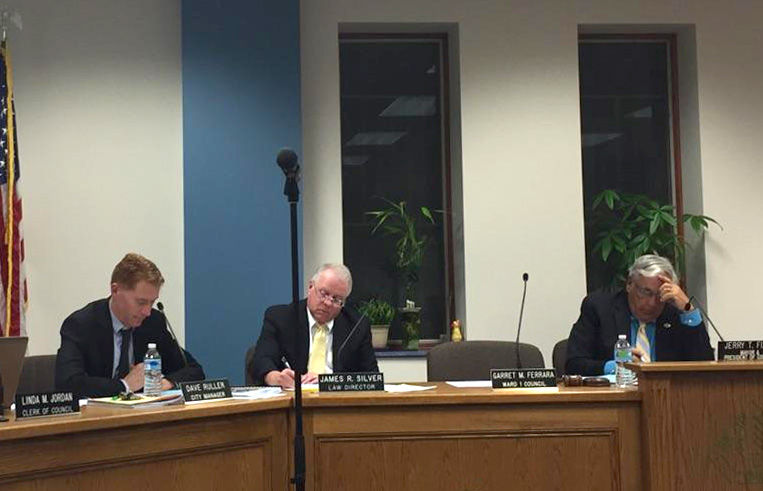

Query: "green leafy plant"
(591, 189), (720, 282)
(366, 198), (435, 303)
(357, 298), (396, 325)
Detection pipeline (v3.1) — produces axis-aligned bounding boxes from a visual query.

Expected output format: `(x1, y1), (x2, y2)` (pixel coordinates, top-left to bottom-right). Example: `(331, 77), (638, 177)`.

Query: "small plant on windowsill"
(357, 298), (396, 349)
(591, 189), (721, 284)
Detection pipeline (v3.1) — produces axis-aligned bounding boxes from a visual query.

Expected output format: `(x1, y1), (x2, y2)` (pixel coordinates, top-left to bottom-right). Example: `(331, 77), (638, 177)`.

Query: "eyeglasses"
(632, 284), (661, 301)
(315, 288), (345, 307)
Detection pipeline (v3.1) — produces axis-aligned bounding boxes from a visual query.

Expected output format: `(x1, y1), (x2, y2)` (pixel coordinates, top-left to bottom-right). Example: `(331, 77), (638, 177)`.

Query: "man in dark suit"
(249, 263), (378, 387)
(55, 253), (204, 398)
(566, 254), (713, 376)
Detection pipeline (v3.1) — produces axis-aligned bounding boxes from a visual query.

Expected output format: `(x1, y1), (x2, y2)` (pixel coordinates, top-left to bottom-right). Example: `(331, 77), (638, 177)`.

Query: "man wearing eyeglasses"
(248, 263), (378, 388)
(565, 254), (713, 376)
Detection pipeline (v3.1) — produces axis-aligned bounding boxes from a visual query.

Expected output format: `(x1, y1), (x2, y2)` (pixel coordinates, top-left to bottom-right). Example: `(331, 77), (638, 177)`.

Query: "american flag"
(0, 43), (27, 337)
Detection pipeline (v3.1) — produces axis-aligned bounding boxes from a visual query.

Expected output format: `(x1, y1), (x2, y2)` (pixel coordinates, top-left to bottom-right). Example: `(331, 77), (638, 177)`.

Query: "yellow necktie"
(636, 322), (651, 363)
(308, 323), (328, 374)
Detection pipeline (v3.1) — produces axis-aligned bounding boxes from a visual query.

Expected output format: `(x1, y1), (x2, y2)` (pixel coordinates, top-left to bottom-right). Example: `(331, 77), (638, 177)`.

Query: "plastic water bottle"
(143, 343), (162, 397)
(614, 335), (634, 387)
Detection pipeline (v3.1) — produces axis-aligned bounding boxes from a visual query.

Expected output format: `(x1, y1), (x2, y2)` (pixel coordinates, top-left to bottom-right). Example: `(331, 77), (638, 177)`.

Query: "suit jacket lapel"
(296, 300), (310, 372)
(97, 298), (117, 378)
(612, 290), (632, 339)
(331, 311), (349, 360)
(653, 308), (675, 360)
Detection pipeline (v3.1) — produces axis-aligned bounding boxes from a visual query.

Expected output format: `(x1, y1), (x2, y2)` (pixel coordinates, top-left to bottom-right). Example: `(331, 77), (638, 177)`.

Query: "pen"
(281, 356), (292, 369)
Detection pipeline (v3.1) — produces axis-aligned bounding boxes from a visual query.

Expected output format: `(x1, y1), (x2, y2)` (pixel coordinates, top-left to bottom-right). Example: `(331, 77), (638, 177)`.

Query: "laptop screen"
(0, 336), (28, 408)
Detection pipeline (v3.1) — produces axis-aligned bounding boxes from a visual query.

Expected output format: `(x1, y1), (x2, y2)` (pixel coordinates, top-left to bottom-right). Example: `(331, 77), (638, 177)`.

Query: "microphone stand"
(515, 273), (529, 369)
(281, 158), (305, 491)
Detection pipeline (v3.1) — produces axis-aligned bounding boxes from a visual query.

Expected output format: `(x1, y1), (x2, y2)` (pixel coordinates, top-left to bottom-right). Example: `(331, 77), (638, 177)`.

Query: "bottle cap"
(618, 334), (626, 339)
(148, 343), (157, 349)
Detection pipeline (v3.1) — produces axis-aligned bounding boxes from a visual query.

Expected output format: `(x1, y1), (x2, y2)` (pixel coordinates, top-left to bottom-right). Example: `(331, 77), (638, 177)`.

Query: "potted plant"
(357, 298), (396, 349)
(591, 189), (720, 283)
(366, 198), (435, 304)
(366, 198), (435, 349)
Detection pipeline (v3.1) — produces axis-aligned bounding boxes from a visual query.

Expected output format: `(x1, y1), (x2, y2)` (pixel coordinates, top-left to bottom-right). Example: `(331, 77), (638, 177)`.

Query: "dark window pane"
(340, 37), (449, 341)
(579, 40), (675, 290)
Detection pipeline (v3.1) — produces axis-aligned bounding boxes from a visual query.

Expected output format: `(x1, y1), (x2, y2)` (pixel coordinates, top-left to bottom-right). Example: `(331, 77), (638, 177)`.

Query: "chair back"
(17, 355), (57, 395)
(552, 338), (568, 377)
(244, 345), (257, 386)
(427, 340), (545, 381)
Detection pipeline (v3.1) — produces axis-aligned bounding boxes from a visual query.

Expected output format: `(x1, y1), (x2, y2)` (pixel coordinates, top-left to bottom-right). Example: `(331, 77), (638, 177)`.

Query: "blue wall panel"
(182, 0), (302, 384)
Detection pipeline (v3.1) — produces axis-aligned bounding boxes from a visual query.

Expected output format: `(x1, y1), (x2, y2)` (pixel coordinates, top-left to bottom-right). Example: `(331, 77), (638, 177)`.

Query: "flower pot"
(370, 324), (390, 349)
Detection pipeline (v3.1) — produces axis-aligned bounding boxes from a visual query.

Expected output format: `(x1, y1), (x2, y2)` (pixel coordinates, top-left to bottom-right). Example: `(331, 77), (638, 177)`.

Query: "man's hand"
(160, 378), (174, 391)
(264, 368), (296, 388)
(658, 274), (690, 310)
(631, 346), (647, 362)
(122, 362), (145, 392)
(301, 372), (319, 384)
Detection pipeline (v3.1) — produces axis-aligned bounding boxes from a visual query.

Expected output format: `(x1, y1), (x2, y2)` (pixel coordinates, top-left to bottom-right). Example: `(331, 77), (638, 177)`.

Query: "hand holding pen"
(264, 358), (296, 388)
(263, 357), (317, 388)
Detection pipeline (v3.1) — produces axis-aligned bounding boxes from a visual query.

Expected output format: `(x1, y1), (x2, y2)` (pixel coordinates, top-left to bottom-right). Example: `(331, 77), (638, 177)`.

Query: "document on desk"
(231, 386), (284, 399)
(384, 384), (436, 393)
(284, 383), (319, 392)
(87, 390), (185, 409)
(446, 380), (493, 388)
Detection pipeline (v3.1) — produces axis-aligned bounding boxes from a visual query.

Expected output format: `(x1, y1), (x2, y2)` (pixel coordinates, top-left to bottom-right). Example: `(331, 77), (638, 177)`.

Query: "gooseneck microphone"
(156, 302), (188, 367)
(334, 311), (367, 373)
(515, 273), (529, 369)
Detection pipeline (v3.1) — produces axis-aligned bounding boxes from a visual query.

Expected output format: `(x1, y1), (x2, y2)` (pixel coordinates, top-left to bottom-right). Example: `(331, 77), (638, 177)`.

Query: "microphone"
(687, 296), (725, 342)
(156, 302), (188, 367)
(276, 148), (301, 204)
(515, 273), (529, 369)
(277, 148), (300, 179)
(334, 309), (367, 373)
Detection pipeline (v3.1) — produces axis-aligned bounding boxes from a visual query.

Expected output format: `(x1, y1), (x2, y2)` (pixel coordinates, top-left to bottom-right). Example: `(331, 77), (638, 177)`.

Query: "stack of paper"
(88, 390), (184, 409)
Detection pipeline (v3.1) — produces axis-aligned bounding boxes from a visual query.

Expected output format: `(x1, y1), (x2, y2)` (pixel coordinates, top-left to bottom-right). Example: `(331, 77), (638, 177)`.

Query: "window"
(339, 34), (455, 344)
(579, 35), (683, 290)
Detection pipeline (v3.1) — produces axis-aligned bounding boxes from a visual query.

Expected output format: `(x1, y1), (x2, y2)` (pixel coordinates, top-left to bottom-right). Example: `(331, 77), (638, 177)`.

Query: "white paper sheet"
(446, 380), (492, 388)
(384, 384), (436, 393)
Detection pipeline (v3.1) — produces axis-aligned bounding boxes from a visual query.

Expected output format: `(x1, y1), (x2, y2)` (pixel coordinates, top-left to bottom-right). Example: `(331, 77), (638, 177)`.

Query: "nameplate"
(318, 372), (384, 392)
(718, 340), (763, 361)
(14, 392), (79, 419)
(179, 378), (232, 402)
(490, 368), (556, 389)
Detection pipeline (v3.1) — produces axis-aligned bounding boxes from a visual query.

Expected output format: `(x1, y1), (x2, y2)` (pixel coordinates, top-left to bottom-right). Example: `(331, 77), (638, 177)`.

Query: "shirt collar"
(630, 315), (655, 328)
(108, 298), (127, 334)
(306, 305), (335, 333)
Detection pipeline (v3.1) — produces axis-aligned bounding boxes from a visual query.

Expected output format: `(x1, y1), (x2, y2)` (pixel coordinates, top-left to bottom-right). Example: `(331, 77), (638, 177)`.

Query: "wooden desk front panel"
(0, 408), (289, 491)
(305, 401), (641, 491)
(640, 369), (763, 491)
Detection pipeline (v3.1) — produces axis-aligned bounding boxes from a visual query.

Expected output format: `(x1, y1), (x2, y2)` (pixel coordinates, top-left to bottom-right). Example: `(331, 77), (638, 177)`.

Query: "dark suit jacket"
(565, 289), (713, 376)
(55, 298), (205, 398)
(248, 300), (379, 385)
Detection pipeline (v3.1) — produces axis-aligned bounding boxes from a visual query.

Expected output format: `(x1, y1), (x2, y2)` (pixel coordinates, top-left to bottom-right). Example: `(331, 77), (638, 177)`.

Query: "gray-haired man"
(248, 263), (378, 388)
(565, 254), (713, 376)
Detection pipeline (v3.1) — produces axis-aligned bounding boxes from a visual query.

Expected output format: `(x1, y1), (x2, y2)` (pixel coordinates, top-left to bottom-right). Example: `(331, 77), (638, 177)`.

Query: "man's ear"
(110, 282), (119, 296)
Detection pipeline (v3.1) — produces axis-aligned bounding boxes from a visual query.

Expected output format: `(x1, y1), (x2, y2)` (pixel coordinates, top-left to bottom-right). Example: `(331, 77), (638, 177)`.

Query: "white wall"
(301, 0), (587, 367)
(6, 0), (183, 354)
(8, 0), (761, 366)
(577, 0), (763, 347)
(301, 0), (763, 366)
